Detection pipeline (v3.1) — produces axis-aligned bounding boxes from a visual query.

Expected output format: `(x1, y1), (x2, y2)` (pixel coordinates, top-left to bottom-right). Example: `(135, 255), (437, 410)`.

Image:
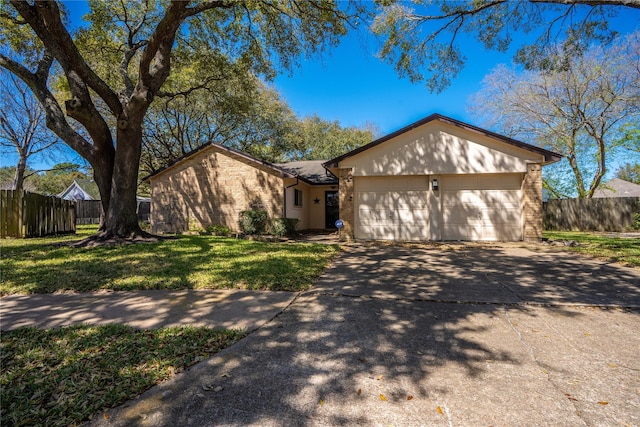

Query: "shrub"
(632, 212), (640, 230)
(205, 224), (231, 236)
(187, 217), (203, 233)
(239, 210), (269, 235)
(271, 218), (299, 237)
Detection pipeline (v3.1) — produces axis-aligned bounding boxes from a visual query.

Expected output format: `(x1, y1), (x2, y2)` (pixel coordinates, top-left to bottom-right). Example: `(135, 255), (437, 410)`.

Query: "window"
(294, 189), (303, 207)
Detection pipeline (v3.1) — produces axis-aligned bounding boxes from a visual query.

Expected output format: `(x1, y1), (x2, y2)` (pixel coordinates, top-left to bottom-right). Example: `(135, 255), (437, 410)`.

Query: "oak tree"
(0, 71), (60, 191)
(0, 0), (358, 239)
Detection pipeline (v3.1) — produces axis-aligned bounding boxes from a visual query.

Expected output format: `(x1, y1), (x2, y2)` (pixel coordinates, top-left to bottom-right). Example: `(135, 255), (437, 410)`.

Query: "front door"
(325, 191), (339, 228)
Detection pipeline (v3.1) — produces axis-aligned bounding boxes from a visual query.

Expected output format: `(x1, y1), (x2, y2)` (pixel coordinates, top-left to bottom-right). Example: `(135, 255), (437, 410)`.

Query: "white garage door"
(441, 174), (522, 241)
(355, 176), (429, 241)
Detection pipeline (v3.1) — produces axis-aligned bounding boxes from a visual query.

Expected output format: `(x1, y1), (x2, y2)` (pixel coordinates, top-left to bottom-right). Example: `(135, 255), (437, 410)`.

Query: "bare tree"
(470, 32), (640, 198)
(0, 72), (59, 191)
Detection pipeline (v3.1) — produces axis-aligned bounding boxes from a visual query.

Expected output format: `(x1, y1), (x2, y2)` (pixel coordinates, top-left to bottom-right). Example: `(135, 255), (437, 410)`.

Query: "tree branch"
(183, 0), (233, 17)
(0, 53), (96, 161)
(10, 0), (123, 116)
(530, 0), (640, 9)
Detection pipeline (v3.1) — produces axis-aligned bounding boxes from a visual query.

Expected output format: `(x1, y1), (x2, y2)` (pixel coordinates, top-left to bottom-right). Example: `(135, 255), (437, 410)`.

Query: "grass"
(1, 225), (340, 295)
(1, 324), (244, 426)
(543, 231), (640, 267)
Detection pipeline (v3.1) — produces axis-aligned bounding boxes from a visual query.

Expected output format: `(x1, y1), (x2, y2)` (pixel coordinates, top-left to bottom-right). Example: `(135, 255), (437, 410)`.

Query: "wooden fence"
(1, 190), (76, 238)
(74, 200), (150, 224)
(75, 200), (102, 224)
(543, 197), (640, 231)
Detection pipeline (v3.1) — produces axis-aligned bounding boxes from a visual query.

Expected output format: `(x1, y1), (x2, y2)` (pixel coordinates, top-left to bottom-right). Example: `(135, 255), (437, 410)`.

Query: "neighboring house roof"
(274, 160), (338, 185)
(592, 178), (640, 198)
(324, 113), (562, 168)
(58, 179), (100, 201)
(143, 142), (335, 185)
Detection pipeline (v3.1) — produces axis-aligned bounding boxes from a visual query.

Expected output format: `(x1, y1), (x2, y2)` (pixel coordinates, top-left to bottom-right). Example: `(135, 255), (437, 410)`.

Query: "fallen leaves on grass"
(1, 325), (243, 427)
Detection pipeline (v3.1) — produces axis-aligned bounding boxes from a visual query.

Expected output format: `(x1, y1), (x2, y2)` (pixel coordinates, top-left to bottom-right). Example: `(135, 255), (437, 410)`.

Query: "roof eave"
(142, 142), (297, 183)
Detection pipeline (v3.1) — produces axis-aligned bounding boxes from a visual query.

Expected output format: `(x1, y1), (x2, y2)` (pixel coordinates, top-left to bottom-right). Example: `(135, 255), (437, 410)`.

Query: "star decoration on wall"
(314, 197), (320, 204)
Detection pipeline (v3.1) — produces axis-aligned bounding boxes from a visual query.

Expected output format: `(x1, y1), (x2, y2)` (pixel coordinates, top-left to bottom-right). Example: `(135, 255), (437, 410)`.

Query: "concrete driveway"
(92, 244), (640, 427)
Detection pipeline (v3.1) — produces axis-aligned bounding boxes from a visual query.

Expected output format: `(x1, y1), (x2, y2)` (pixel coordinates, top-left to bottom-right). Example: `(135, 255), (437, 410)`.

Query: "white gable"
(339, 121), (545, 176)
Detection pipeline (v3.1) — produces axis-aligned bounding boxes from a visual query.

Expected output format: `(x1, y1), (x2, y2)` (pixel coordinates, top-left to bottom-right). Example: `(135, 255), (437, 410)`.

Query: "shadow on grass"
(542, 231), (640, 267)
(1, 234), (339, 295)
(0, 324), (244, 427)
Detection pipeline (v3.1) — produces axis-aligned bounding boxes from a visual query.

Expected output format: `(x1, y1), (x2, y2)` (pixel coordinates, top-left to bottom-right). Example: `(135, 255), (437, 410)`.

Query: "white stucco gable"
(325, 114), (560, 176)
(339, 120), (545, 176)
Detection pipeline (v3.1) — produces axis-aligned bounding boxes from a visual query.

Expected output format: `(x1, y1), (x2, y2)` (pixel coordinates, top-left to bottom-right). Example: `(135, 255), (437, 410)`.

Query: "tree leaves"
(372, 0), (636, 92)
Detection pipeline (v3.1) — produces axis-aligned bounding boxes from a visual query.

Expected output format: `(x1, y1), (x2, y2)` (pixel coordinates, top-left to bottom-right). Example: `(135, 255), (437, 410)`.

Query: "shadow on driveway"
(92, 245), (640, 427)
(311, 244), (640, 307)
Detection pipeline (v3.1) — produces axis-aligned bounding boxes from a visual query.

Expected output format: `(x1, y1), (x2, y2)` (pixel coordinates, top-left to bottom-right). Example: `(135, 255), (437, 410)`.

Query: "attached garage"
(324, 114), (561, 242)
(354, 176), (430, 240)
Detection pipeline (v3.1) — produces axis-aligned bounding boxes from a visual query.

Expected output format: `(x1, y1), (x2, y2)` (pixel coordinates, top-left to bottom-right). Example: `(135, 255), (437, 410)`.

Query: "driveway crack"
(502, 308), (588, 426)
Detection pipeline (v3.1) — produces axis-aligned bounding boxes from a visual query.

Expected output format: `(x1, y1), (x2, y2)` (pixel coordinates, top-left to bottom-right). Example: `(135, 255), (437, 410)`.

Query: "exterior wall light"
(432, 178), (439, 191)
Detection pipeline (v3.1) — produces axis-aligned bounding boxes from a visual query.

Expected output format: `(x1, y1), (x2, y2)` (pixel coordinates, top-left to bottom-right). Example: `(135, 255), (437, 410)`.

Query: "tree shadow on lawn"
(93, 244), (640, 426)
(1, 235), (338, 295)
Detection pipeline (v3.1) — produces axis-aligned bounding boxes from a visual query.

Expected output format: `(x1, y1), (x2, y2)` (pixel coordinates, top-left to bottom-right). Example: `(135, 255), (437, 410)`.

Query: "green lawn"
(1, 225), (340, 295)
(1, 227), (339, 424)
(543, 231), (640, 267)
(1, 325), (243, 426)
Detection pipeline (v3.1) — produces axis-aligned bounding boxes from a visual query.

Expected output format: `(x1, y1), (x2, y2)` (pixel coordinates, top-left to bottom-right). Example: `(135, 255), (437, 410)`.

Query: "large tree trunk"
(91, 149), (114, 232)
(101, 123), (144, 238)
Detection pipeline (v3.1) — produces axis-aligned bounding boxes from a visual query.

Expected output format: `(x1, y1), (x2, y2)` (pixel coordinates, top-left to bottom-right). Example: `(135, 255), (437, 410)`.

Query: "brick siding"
(149, 146), (284, 233)
(338, 168), (354, 241)
(523, 163), (543, 241)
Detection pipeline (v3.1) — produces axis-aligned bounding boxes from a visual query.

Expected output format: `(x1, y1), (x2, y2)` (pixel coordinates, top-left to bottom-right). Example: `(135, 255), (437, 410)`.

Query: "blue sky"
(274, 29), (512, 135)
(274, 10), (640, 136)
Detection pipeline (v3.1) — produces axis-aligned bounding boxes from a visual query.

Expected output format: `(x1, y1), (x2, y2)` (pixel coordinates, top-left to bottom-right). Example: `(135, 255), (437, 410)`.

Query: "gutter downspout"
(284, 178), (299, 218)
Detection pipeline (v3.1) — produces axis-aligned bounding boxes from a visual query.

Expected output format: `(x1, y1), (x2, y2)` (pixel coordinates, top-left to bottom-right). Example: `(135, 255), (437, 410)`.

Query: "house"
(145, 144), (339, 234)
(592, 178), (640, 198)
(145, 114), (561, 241)
(58, 179), (101, 201)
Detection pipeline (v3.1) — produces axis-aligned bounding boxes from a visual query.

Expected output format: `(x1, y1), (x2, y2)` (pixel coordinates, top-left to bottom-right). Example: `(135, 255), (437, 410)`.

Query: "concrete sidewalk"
(0, 289), (297, 332)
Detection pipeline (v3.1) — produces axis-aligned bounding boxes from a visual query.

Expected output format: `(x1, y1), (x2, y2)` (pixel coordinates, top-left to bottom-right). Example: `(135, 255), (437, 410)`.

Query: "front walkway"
(0, 289), (297, 332)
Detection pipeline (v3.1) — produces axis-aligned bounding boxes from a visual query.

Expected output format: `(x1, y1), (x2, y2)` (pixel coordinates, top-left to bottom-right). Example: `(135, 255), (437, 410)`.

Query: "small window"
(294, 189), (303, 207)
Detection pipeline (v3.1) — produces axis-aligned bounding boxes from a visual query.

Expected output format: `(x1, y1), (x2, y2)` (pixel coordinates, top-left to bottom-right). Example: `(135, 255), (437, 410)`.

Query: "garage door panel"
(445, 190), (520, 205)
(363, 225), (429, 240)
(481, 225), (521, 240)
(482, 208), (521, 224)
(441, 174), (522, 241)
(355, 176), (429, 241)
(442, 225), (482, 241)
(442, 205), (481, 224)
(358, 208), (429, 224)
